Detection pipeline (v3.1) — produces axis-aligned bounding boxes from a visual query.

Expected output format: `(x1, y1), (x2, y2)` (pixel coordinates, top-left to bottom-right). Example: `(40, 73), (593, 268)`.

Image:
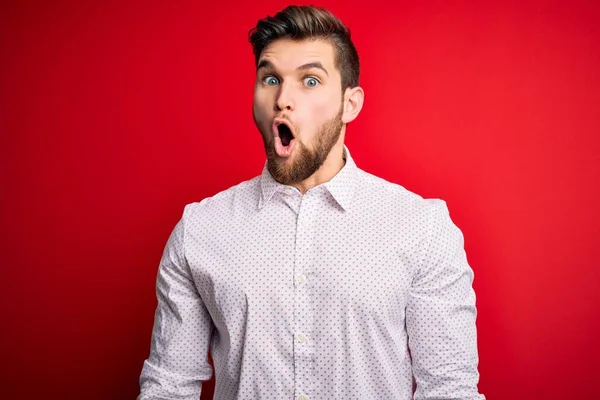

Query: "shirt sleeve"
(406, 199), (485, 400)
(138, 204), (214, 400)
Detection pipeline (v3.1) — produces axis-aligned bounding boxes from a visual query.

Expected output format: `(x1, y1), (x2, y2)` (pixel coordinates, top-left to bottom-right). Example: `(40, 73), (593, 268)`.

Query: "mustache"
(273, 114), (292, 121)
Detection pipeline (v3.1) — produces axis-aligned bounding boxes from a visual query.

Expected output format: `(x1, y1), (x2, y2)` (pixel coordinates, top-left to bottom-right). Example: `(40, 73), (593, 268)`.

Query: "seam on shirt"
(180, 202), (199, 293)
(181, 203), (192, 267)
(416, 199), (445, 283)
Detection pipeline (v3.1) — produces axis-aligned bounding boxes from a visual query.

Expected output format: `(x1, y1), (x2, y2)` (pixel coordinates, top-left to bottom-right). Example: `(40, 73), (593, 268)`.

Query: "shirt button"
(299, 217), (309, 227)
(295, 273), (306, 285)
(284, 187), (294, 195)
(298, 395), (308, 400)
(296, 333), (306, 344)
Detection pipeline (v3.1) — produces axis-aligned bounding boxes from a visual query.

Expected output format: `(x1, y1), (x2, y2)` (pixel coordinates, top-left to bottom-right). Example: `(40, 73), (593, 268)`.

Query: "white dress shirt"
(138, 147), (484, 400)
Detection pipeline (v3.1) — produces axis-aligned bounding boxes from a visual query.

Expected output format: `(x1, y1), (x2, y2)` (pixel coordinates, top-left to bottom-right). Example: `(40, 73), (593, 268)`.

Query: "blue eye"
(304, 77), (319, 87)
(263, 76), (279, 86)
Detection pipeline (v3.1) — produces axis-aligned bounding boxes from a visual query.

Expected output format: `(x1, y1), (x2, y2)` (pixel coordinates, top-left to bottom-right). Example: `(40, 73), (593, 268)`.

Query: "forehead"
(259, 38), (336, 70)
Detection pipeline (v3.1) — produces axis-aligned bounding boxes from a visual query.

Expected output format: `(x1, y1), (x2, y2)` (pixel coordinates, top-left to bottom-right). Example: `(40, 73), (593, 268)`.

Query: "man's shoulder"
(354, 167), (448, 218)
(355, 167), (433, 202)
(181, 175), (262, 221)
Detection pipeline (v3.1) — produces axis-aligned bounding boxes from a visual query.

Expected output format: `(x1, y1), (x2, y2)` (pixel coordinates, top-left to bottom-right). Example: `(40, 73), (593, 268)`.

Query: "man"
(139, 5), (484, 400)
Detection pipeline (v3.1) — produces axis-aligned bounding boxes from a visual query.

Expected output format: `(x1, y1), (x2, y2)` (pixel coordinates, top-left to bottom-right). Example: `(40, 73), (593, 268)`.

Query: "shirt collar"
(258, 145), (358, 211)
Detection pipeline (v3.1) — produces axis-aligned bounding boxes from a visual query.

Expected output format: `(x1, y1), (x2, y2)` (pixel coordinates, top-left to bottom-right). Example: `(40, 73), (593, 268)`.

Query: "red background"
(1, 1), (599, 399)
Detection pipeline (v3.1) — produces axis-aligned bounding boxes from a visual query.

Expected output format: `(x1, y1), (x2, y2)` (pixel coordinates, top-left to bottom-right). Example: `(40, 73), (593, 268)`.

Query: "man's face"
(253, 38), (345, 185)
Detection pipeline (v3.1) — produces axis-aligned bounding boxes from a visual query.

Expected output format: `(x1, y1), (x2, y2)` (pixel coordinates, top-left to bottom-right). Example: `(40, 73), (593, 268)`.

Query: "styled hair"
(248, 5), (360, 90)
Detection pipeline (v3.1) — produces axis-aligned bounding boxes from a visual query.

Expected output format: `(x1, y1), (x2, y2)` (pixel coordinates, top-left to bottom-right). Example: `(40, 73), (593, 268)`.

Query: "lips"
(272, 119), (296, 158)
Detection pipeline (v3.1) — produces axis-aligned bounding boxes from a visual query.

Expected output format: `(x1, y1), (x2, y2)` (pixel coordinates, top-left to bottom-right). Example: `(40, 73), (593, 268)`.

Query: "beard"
(259, 106), (344, 185)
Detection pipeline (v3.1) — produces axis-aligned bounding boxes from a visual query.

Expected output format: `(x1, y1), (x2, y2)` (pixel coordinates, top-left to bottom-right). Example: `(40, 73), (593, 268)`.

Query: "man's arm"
(138, 204), (214, 400)
(406, 199), (485, 400)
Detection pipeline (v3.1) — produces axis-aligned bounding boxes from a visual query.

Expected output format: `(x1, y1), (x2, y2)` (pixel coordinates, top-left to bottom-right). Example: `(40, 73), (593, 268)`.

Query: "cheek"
(253, 92), (272, 124)
(303, 93), (339, 126)
(311, 87), (340, 113)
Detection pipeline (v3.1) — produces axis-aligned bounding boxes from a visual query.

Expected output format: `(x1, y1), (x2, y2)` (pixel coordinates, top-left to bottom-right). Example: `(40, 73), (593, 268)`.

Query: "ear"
(342, 86), (365, 124)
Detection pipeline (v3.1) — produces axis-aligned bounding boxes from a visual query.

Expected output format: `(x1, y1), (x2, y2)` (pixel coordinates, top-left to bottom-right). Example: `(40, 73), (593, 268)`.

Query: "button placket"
(293, 193), (316, 399)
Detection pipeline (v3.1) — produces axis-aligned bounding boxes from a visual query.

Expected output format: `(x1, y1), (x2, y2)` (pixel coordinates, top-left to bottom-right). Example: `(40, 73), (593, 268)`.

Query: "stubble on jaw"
(261, 106), (344, 185)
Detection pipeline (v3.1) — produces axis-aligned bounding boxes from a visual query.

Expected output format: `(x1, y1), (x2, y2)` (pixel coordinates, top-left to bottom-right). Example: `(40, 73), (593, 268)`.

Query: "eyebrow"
(257, 59), (329, 77)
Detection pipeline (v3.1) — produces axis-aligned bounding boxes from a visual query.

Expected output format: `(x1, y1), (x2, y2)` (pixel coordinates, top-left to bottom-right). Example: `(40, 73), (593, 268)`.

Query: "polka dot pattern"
(138, 147), (485, 399)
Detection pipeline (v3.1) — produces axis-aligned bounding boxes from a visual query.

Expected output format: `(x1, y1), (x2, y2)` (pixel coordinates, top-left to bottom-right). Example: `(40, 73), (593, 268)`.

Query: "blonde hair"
(249, 5), (360, 90)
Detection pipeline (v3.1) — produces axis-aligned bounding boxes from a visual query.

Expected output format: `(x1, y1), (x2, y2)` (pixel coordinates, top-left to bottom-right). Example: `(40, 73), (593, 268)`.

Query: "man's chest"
(185, 204), (422, 327)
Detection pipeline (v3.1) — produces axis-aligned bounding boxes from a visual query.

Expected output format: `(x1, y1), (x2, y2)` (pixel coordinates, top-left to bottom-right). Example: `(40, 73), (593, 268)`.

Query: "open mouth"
(277, 122), (295, 147)
(273, 119), (296, 158)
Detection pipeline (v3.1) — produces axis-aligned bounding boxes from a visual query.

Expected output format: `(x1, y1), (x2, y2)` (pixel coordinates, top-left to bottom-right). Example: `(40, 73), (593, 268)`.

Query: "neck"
(293, 141), (346, 194)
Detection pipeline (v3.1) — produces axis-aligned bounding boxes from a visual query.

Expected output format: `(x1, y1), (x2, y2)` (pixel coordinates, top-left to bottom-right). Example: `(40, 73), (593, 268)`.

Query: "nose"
(275, 82), (295, 112)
